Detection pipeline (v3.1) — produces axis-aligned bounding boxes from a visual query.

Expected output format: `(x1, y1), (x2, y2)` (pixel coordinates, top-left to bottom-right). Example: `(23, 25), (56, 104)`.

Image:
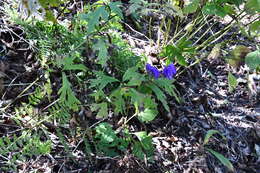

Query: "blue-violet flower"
(162, 63), (177, 80)
(146, 63), (160, 79)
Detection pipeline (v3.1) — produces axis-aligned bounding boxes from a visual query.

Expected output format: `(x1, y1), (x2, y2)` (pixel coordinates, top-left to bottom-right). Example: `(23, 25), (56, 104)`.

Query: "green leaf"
(44, 10), (57, 23)
(93, 39), (108, 66)
(90, 71), (119, 90)
(154, 78), (180, 103)
(183, 0), (200, 14)
(204, 130), (226, 145)
(228, 72), (238, 92)
(63, 57), (87, 71)
(82, 6), (109, 33)
(249, 21), (260, 36)
(148, 83), (169, 112)
(202, 3), (227, 17)
(138, 108), (157, 123)
(123, 67), (145, 86)
(108, 1), (123, 19)
(58, 73), (80, 111)
(163, 45), (188, 66)
(207, 148), (234, 172)
(110, 88), (126, 115)
(91, 102), (108, 118)
(134, 131), (154, 151)
(95, 123), (116, 143)
(245, 0), (260, 14)
(245, 50), (260, 70)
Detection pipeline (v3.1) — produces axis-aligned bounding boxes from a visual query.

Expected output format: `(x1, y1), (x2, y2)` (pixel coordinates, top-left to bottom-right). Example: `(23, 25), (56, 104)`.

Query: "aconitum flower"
(162, 63), (177, 80)
(146, 63), (160, 79)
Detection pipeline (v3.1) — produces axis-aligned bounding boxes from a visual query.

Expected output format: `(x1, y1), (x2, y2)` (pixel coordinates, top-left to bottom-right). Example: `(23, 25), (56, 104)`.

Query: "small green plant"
(0, 131), (51, 171)
(94, 122), (154, 159)
(203, 130), (234, 172)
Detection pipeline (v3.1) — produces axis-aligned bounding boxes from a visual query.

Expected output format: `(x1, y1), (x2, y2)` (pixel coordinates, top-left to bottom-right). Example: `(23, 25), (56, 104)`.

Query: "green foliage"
(203, 130), (233, 172)
(161, 38), (195, 66)
(94, 123), (154, 159)
(245, 0), (260, 14)
(93, 39), (109, 66)
(203, 130), (226, 145)
(90, 71), (119, 90)
(228, 72), (238, 92)
(91, 102), (108, 118)
(94, 122), (126, 156)
(183, 0), (200, 14)
(138, 108), (157, 123)
(133, 131), (154, 160)
(58, 73), (81, 111)
(0, 131), (51, 171)
(10, 0), (258, 167)
(245, 50), (260, 71)
(206, 148), (234, 172)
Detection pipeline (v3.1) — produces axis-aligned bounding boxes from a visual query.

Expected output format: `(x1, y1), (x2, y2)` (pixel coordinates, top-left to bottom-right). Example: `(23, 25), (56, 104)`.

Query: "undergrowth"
(0, 0), (259, 171)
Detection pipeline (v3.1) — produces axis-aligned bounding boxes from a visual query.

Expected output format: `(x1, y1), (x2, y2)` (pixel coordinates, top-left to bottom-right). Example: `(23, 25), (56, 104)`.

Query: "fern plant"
(0, 131), (51, 171)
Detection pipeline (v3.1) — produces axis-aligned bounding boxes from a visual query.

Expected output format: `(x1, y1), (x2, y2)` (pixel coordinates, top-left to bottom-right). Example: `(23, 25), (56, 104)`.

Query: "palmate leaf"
(93, 39), (108, 66)
(91, 102), (108, 118)
(90, 71), (119, 90)
(108, 1), (123, 19)
(63, 57), (87, 71)
(154, 78), (180, 103)
(58, 73), (80, 111)
(123, 67), (145, 86)
(147, 83), (170, 112)
(110, 88), (126, 115)
(80, 6), (109, 33)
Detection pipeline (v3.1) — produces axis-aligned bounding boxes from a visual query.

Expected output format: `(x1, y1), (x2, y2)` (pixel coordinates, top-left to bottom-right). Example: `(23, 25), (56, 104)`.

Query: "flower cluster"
(146, 63), (177, 80)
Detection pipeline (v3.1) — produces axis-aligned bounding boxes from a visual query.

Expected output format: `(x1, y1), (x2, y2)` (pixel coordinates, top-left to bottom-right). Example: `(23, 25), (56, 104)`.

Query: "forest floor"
(0, 1), (260, 173)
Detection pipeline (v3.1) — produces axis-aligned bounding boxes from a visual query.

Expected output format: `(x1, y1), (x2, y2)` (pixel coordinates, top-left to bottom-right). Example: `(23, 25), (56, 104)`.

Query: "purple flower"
(146, 63), (160, 79)
(162, 63), (177, 80)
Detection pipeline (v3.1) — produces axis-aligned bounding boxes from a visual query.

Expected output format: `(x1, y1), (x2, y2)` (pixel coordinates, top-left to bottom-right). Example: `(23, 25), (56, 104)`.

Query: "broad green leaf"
(93, 39), (108, 66)
(134, 131), (153, 151)
(183, 0), (200, 14)
(207, 148), (234, 172)
(133, 141), (145, 159)
(90, 71), (119, 90)
(204, 130), (226, 145)
(245, 0), (260, 14)
(245, 50), (260, 70)
(202, 3), (227, 18)
(228, 72), (238, 92)
(138, 108), (158, 123)
(249, 21), (260, 36)
(91, 102), (108, 118)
